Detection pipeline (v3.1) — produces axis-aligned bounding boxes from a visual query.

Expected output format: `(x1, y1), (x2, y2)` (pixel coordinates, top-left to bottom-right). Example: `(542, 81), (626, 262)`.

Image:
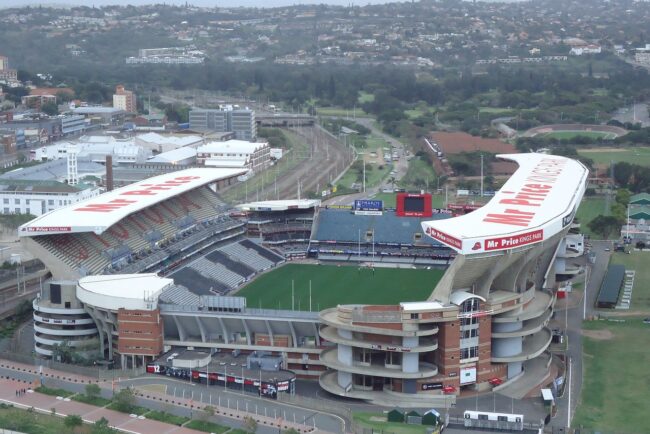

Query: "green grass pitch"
(235, 264), (444, 311)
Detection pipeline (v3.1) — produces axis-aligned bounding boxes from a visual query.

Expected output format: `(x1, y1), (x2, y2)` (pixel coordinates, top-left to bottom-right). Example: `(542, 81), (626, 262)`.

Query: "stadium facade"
(318, 154), (587, 404)
(20, 153), (588, 406)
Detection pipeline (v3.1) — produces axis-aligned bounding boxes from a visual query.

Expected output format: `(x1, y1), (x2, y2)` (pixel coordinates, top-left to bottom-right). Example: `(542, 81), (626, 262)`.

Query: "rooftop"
(422, 153), (588, 254)
(237, 199), (321, 212)
(198, 140), (268, 155)
(19, 167), (246, 236)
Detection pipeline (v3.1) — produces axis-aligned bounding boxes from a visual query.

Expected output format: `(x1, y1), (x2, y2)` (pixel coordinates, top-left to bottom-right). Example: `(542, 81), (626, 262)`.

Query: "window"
(410, 313), (419, 319)
(460, 317), (479, 326)
(478, 414), (489, 421)
(3, 208), (8, 213)
(497, 416), (508, 422)
(14, 199), (20, 205)
(14, 208), (19, 213)
(462, 329), (479, 339)
(460, 346), (479, 359)
(2, 199), (8, 204)
(64, 302), (71, 308)
(48, 200), (54, 205)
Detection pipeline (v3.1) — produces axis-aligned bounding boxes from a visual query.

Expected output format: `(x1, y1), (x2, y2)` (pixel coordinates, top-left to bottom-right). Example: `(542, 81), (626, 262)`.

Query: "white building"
(30, 136), (151, 165)
(0, 180), (101, 216)
(569, 45), (602, 56)
(196, 140), (270, 172)
(147, 146), (197, 165)
(135, 132), (204, 153)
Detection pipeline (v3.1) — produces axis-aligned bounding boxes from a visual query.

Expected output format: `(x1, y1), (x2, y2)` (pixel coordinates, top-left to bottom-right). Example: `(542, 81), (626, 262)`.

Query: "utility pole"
(481, 154), (483, 197)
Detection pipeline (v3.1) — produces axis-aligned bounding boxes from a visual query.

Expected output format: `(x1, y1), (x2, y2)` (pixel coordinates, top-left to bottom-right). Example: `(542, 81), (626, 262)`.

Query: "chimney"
(105, 155), (114, 191)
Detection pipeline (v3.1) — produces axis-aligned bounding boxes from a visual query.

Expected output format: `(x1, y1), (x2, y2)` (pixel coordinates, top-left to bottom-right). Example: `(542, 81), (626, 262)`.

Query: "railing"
(159, 303), (320, 320)
(351, 309), (401, 323)
(0, 350), (144, 380)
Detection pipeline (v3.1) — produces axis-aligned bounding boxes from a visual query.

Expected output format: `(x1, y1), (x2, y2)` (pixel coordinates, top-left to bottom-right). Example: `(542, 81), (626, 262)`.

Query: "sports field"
(236, 264), (444, 311)
(577, 146), (650, 166)
(540, 130), (615, 140)
(575, 197), (610, 239)
(573, 318), (650, 433)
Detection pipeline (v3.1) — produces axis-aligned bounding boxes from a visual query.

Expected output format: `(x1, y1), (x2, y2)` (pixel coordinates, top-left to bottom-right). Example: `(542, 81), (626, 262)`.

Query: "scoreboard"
(396, 193), (433, 217)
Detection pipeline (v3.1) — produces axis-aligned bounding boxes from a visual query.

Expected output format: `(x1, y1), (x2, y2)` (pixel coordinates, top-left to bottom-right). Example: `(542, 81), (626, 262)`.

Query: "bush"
(64, 414), (83, 428)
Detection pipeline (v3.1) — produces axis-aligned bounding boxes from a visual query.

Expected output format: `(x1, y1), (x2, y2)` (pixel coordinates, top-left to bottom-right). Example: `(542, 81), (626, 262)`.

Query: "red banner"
(425, 226), (462, 250)
(484, 229), (543, 251)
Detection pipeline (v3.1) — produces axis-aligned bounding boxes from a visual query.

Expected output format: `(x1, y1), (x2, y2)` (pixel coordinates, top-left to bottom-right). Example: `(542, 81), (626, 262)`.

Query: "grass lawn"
(573, 319), (650, 433)
(236, 264), (443, 311)
(353, 412), (434, 434)
(144, 410), (190, 426)
(405, 108), (427, 119)
(34, 386), (74, 398)
(71, 394), (111, 407)
(578, 146), (650, 167)
(575, 197), (609, 239)
(479, 107), (516, 115)
(185, 419), (231, 433)
(540, 131), (614, 140)
(358, 91), (374, 104)
(0, 405), (93, 434)
(610, 251), (650, 312)
(316, 106), (367, 117)
(399, 158), (437, 191)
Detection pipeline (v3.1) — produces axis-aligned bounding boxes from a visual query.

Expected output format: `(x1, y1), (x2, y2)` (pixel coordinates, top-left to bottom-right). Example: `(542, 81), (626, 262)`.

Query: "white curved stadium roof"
(19, 167), (246, 236)
(76, 273), (173, 311)
(422, 153), (588, 254)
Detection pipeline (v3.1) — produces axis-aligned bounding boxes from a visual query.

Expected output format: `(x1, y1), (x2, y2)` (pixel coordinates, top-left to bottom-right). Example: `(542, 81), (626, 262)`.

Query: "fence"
(0, 351), (144, 380)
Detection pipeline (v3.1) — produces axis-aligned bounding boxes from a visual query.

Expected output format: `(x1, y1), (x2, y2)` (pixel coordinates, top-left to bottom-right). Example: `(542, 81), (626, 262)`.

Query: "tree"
(41, 101), (59, 116)
(85, 383), (101, 400)
(243, 416), (258, 433)
(112, 388), (136, 413)
(588, 215), (622, 239)
(91, 417), (114, 434)
(64, 414), (83, 429)
(201, 405), (215, 421)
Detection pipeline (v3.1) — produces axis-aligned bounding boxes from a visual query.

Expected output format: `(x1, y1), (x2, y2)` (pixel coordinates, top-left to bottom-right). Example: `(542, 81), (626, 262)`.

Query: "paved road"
(322, 116), (411, 206)
(550, 240), (611, 430)
(119, 376), (346, 433)
(0, 364), (330, 434)
(612, 102), (650, 127)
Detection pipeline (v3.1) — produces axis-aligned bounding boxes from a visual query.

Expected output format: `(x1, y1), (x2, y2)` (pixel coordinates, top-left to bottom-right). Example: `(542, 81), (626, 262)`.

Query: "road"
(550, 240), (611, 431)
(611, 102), (650, 127)
(0, 363), (343, 433)
(322, 116), (410, 206)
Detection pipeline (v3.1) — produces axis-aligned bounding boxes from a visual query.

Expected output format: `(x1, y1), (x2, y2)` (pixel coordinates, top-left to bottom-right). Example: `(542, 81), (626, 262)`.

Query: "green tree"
(588, 215), (622, 239)
(85, 383), (101, 400)
(92, 416), (115, 434)
(201, 405), (215, 421)
(64, 414), (83, 429)
(243, 416), (258, 433)
(112, 387), (136, 413)
(41, 101), (59, 116)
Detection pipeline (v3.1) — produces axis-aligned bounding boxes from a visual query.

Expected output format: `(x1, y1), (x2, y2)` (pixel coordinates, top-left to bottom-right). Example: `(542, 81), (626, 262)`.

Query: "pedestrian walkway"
(0, 378), (198, 434)
(0, 359), (322, 434)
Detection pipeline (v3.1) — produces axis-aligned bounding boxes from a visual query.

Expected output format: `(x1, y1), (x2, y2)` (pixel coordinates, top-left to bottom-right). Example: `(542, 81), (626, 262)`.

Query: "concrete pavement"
(0, 361), (333, 434)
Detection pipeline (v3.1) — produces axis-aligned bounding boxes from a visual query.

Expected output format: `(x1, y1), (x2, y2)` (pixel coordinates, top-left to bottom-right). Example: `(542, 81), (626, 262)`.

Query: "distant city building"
(0, 55), (18, 83)
(21, 94), (57, 111)
(113, 85), (136, 113)
(0, 179), (101, 216)
(189, 106), (256, 141)
(60, 115), (87, 137)
(72, 107), (126, 126)
(196, 139), (270, 172)
(569, 45), (602, 56)
(125, 47), (205, 64)
(135, 132), (203, 153)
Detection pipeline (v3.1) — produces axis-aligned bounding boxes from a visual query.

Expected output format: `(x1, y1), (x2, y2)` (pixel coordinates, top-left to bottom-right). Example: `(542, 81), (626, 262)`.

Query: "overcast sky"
(2, 0), (402, 7)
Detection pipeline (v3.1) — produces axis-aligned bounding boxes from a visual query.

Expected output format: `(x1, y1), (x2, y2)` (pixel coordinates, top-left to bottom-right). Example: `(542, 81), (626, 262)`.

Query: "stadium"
(19, 152), (587, 406)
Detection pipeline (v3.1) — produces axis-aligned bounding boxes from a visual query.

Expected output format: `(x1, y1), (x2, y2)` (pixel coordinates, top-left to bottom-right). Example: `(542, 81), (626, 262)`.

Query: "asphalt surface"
(323, 116), (410, 206)
(0, 365), (323, 434)
(612, 102), (650, 127)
